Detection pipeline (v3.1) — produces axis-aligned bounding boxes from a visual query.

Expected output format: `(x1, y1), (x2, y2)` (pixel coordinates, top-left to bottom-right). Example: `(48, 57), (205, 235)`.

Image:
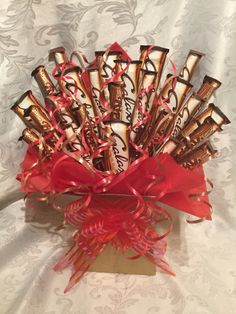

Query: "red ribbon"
(17, 146), (211, 292)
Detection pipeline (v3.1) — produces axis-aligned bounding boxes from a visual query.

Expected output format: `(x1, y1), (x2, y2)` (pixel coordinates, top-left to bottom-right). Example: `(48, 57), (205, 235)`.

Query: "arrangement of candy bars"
(11, 45), (230, 173)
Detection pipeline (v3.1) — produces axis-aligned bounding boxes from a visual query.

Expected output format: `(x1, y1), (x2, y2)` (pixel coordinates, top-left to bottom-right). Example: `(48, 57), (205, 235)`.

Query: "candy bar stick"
(11, 90), (49, 131)
(181, 103), (230, 139)
(103, 121), (129, 173)
(95, 51), (122, 102)
(130, 69), (157, 142)
(139, 45), (169, 91)
(179, 50), (205, 82)
(31, 65), (58, 98)
(20, 128), (54, 156)
(177, 141), (218, 168)
(114, 60), (141, 123)
(24, 105), (60, 149)
(172, 116), (223, 159)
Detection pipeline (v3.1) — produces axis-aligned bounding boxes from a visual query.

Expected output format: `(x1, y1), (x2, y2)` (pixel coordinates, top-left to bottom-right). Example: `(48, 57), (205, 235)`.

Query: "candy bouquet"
(11, 42), (230, 292)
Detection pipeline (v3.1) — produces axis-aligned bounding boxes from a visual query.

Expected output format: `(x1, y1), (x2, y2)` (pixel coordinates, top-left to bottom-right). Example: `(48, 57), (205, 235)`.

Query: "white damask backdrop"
(0, 0), (236, 313)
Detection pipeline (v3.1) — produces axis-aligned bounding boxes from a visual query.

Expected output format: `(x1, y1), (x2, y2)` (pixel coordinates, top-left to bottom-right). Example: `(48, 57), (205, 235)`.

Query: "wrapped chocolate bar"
(11, 90), (50, 131)
(130, 69), (157, 142)
(20, 128), (54, 156)
(114, 60), (141, 123)
(103, 121), (129, 173)
(197, 75), (221, 101)
(179, 50), (205, 82)
(139, 45), (169, 90)
(180, 103), (230, 139)
(31, 65), (58, 97)
(95, 50), (122, 101)
(12, 42), (230, 294)
(177, 141), (218, 168)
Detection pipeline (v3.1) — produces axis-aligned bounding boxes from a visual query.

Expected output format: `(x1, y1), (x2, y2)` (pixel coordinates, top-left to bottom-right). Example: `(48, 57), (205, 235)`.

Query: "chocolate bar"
(172, 116), (223, 159)
(95, 51), (122, 101)
(11, 90), (49, 131)
(24, 105), (59, 148)
(179, 50), (205, 82)
(103, 121), (129, 173)
(88, 67), (107, 117)
(130, 69), (157, 141)
(181, 103), (230, 139)
(49, 46), (68, 65)
(31, 65), (57, 98)
(108, 82), (124, 121)
(172, 93), (204, 137)
(178, 141), (218, 168)
(139, 45), (169, 90)
(197, 75), (221, 101)
(160, 75), (193, 113)
(157, 136), (181, 155)
(114, 60), (141, 123)
(20, 128), (54, 155)
(45, 95), (83, 151)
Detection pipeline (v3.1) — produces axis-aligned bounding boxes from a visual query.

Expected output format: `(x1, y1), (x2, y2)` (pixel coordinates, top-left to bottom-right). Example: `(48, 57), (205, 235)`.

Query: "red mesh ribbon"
(17, 147), (211, 292)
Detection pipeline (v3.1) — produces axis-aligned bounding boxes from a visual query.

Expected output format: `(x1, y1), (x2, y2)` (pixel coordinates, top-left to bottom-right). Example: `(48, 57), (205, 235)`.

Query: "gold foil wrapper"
(178, 141), (218, 168)
(114, 60), (141, 123)
(139, 45), (169, 90)
(11, 90), (49, 131)
(104, 121), (129, 174)
(31, 65), (57, 98)
(179, 50), (204, 82)
(160, 75), (193, 113)
(197, 75), (221, 101)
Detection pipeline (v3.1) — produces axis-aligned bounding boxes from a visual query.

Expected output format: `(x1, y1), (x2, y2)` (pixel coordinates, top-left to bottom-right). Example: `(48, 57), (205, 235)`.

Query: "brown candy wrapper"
(197, 75), (221, 101)
(172, 117), (223, 159)
(108, 82), (123, 121)
(178, 141), (218, 168)
(157, 136), (181, 155)
(160, 75), (193, 113)
(88, 67), (107, 117)
(139, 45), (169, 90)
(114, 60), (141, 123)
(11, 90), (49, 131)
(181, 103), (230, 139)
(49, 46), (68, 65)
(96, 51), (122, 101)
(172, 93), (205, 137)
(104, 121), (129, 173)
(31, 65), (57, 98)
(20, 128), (54, 156)
(130, 69), (157, 142)
(179, 50), (205, 82)
(45, 96), (83, 152)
